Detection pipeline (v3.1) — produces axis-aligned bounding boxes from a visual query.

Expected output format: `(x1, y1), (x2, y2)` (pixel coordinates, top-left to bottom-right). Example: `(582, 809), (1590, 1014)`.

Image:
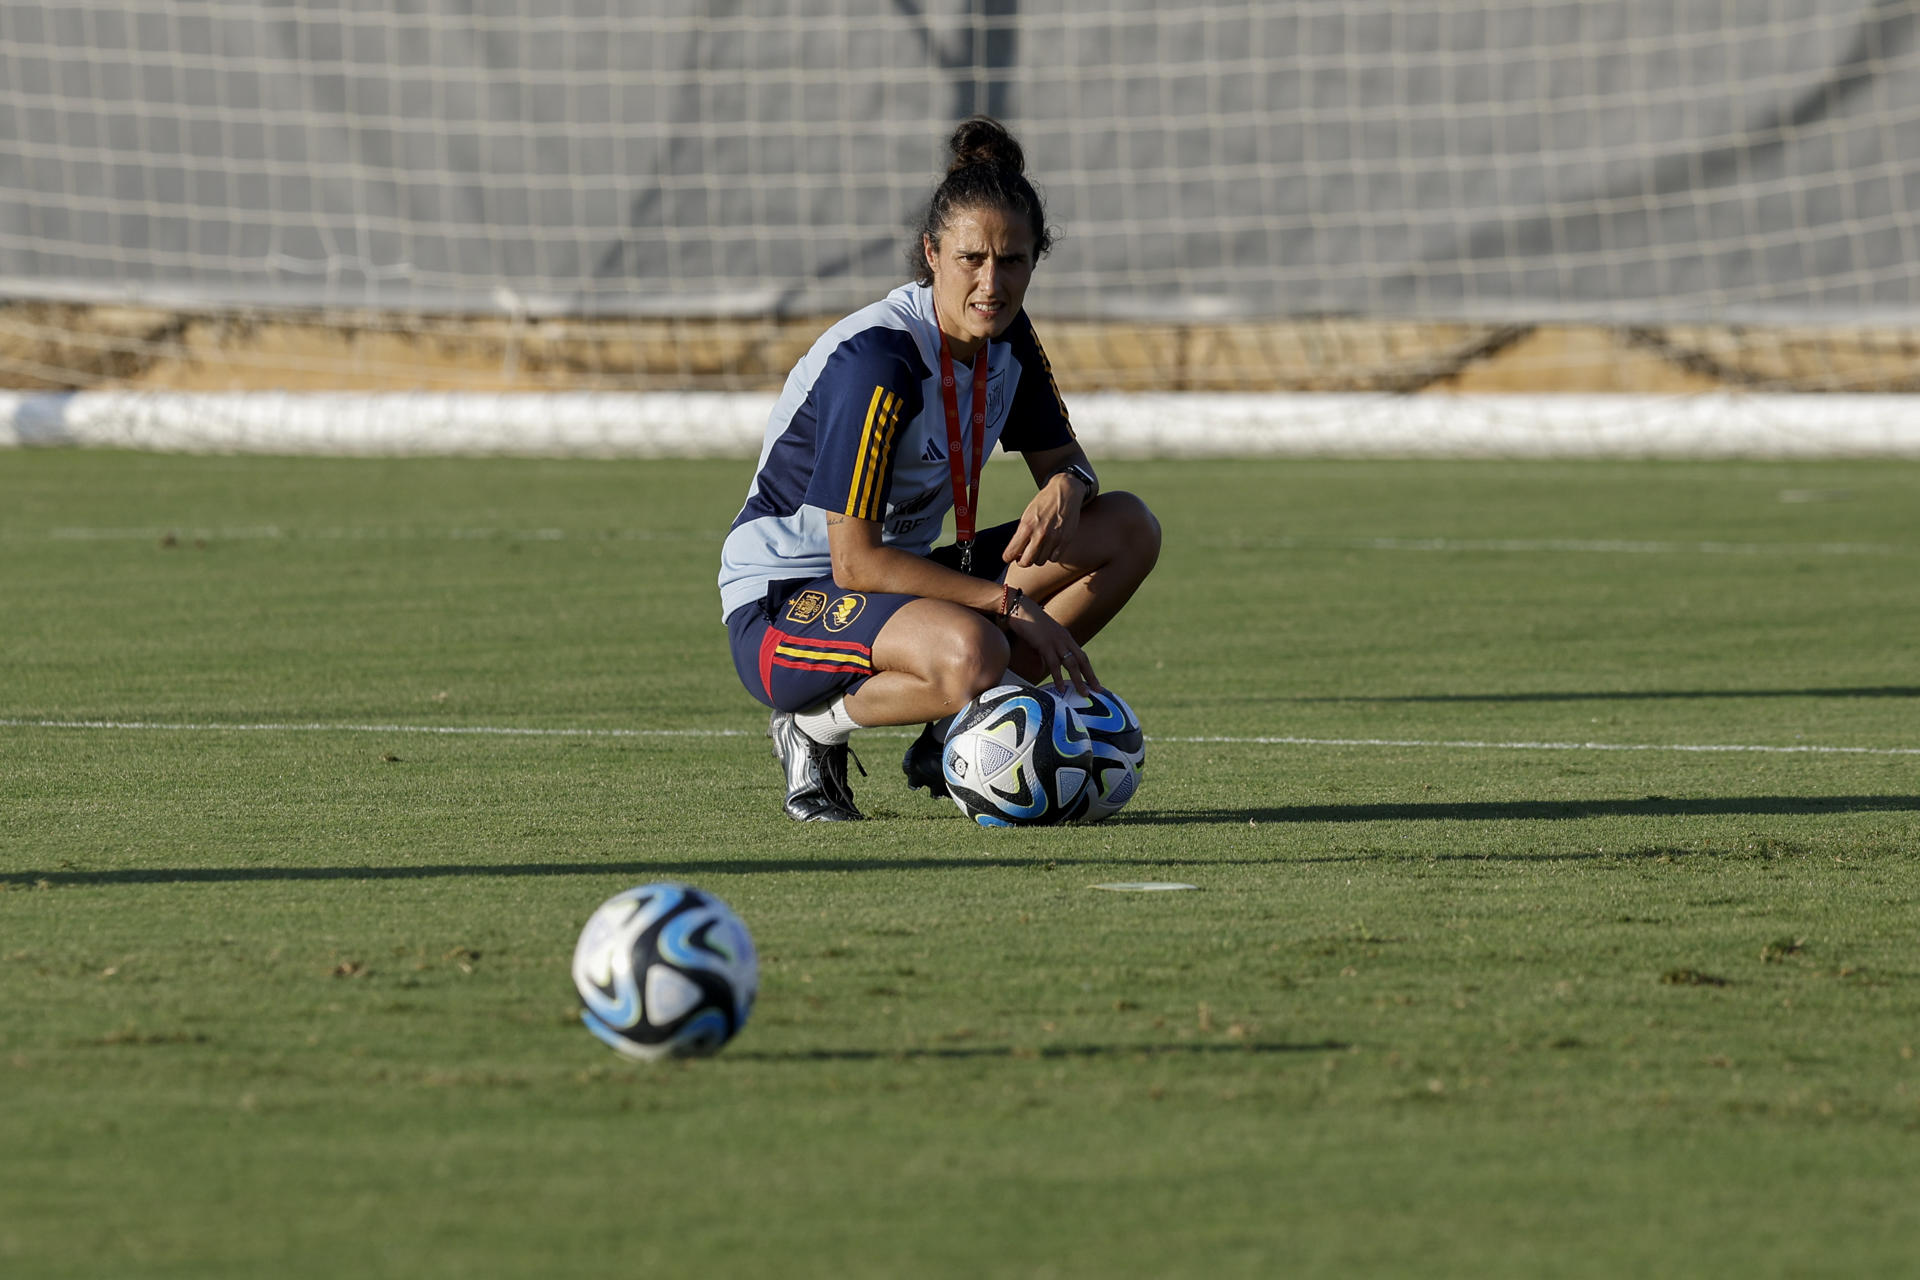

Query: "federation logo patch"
(824, 594), (867, 632)
(890, 486), (941, 518)
(784, 590), (828, 625)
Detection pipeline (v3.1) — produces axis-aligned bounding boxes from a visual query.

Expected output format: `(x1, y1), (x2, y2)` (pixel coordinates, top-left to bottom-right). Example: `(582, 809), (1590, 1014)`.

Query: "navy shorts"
(727, 521), (1015, 712)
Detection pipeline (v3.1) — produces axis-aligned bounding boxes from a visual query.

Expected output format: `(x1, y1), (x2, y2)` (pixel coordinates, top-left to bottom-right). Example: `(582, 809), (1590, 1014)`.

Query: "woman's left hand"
(1002, 472), (1082, 568)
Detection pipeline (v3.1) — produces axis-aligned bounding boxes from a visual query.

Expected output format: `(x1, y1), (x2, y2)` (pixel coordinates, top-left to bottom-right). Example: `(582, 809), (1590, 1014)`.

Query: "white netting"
(3, 0), (1920, 444)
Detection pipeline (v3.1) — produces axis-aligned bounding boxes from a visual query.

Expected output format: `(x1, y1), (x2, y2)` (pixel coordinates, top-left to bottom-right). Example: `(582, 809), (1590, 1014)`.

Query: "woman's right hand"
(1007, 594), (1099, 696)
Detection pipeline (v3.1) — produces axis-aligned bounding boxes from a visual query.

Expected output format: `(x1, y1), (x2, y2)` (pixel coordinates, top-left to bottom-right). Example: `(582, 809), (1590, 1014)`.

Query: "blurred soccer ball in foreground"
(572, 883), (757, 1061)
(1057, 687), (1145, 822)
(942, 683), (1091, 826)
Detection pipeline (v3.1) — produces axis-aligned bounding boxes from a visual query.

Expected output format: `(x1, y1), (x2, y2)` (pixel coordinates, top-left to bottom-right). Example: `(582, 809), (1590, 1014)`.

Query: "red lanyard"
(938, 334), (989, 570)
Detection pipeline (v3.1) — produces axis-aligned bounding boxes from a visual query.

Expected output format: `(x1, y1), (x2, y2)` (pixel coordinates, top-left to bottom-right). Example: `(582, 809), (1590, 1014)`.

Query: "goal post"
(4, 1), (1920, 453)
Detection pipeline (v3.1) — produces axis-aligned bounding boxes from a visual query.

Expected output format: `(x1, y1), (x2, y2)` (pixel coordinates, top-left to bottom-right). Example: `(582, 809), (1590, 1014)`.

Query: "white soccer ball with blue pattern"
(1058, 687), (1145, 822)
(572, 883), (757, 1061)
(941, 683), (1092, 826)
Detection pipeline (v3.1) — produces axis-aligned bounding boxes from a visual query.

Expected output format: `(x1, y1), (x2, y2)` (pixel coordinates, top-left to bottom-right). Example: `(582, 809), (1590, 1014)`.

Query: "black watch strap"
(1056, 461), (1098, 506)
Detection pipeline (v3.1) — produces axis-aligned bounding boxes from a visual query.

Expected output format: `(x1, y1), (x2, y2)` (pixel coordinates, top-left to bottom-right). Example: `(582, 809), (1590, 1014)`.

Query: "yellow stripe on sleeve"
(1030, 332), (1074, 437)
(867, 391), (902, 515)
(846, 385), (889, 519)
(847, 386), (902, 520)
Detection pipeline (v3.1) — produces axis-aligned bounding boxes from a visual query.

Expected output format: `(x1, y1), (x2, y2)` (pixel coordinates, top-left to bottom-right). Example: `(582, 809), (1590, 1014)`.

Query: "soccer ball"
(1058, 687), (1145, 823)
(942, 683), (1092, 826)
(572, 883), (758, 1061)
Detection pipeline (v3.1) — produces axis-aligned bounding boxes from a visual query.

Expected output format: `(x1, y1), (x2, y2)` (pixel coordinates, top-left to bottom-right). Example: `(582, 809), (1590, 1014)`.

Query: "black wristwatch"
(1054, 461), (1099, 507)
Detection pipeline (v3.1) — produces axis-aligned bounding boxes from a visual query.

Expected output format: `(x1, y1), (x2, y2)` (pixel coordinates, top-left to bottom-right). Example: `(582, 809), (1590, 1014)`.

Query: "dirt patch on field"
(4, 302), (1916, 394)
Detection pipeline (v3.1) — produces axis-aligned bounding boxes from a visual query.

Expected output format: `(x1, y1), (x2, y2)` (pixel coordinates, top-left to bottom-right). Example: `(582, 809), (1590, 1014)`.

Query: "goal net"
(4, 1), (1920, 453)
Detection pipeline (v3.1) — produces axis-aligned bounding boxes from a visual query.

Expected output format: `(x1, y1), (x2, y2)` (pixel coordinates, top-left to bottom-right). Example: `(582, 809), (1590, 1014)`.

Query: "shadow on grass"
(8, 793), (1915, 887)
(1287, 685), (1920, 704)
(730, 1039), (1350, 1062)
(2, 859), (1040, 887)
(1120, 794), (1920, 826)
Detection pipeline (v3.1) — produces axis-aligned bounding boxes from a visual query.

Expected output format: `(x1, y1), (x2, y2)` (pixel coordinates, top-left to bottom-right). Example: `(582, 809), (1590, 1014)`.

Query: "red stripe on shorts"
(771, 631), (870, 652)
(761, 626), (873, 693)
(775, 659), (868, 674)
(758, 625), (782, 699)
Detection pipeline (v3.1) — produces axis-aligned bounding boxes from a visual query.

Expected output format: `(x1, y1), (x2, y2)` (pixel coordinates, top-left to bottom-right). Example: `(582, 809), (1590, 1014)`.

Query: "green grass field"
(4, 449), (1919, 1278)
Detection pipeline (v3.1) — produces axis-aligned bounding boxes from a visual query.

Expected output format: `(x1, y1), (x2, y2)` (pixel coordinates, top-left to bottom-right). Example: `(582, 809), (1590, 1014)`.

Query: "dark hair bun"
(909, 117), (1052, 284)
(946, 117), (1025, 175)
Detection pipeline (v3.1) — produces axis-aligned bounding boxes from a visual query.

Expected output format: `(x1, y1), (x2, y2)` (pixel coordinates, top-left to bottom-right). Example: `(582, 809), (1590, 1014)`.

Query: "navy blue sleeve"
(997, 310), (1075, 455)
(802, 328), (928, 520)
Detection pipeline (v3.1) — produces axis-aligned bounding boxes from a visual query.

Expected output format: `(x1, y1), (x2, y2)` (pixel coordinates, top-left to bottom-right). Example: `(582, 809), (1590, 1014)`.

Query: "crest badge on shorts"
(784, 590), (828, 625)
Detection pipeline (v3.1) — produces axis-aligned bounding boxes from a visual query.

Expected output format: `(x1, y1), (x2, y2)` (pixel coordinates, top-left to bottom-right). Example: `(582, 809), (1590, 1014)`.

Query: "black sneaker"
(768, 710), (864, 821)
(901, 721), (948, 799)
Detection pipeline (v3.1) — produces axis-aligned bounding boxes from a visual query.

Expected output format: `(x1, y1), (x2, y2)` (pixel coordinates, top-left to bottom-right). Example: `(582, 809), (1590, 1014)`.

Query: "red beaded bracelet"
(1000, 584), (1024, 618)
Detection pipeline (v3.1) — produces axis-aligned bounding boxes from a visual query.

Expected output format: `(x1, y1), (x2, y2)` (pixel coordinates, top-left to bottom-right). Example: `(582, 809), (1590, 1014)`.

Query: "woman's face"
(923, 204), (1036, 358)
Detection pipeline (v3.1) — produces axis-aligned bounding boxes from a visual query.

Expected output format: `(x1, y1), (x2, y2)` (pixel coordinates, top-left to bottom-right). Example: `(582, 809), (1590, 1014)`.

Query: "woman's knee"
(875, 600), (1011, 702)
(1097, 490), (1162, 571)
(935, 614), (1012, 700)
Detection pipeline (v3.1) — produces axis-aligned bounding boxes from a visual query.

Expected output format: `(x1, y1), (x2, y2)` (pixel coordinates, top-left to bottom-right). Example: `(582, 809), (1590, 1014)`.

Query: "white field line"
(1231, 535), (1907, 557)
(3, 526), (713, 542)
(0, 527), (1908, 557)
(0, 718), (751, 738)
(4, 718), (1916, 756)
(1165, 734), (1920, 757)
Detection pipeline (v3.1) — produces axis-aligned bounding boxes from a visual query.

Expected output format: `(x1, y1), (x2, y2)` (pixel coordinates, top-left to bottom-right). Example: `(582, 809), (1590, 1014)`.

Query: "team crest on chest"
(824, 594), (867, 632)
(784, 590), (829, 625)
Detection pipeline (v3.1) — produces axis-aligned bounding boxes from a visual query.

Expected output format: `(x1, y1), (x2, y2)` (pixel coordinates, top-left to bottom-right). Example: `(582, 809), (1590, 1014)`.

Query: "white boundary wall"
(7, 391), (1920, 459)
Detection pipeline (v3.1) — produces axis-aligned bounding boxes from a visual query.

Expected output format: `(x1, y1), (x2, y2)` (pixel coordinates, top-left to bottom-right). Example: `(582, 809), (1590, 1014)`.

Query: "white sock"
(793, 693), (862, 745)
